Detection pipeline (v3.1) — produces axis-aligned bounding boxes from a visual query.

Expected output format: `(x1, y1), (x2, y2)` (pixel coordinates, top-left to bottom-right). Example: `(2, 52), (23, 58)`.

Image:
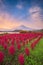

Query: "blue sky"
(0, 0), (43, 30)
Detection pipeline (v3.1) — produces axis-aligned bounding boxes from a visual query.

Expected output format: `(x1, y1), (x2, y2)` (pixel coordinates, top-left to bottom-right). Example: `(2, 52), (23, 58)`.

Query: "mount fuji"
(14, 25), (33, 31)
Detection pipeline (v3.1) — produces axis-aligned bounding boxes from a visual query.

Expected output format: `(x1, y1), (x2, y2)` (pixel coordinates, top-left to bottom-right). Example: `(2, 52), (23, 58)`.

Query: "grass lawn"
(25, 38), (43, 65)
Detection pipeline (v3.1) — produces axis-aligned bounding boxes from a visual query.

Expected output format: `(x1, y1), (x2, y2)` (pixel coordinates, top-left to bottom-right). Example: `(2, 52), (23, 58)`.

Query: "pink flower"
(26, 40), (28, 44)
(8, 45), (15, 55)
(3, 44), (8, 50)
(18, 53), (24, 65)
(0, 51), (4, 63)
(22, 41), (25, 46)
(11, 39), (15, 45)
(17, 44), (21, 50)
(25, 48), (30, 56)
(31, 43), (35, 49)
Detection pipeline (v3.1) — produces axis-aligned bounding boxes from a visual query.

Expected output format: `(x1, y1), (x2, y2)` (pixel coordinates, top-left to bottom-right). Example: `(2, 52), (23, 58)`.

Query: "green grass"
(25, 38), (43, 65)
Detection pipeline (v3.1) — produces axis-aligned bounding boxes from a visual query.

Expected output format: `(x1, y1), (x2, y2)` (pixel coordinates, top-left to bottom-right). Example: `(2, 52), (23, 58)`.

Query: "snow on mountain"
(15, 25), (32, 31)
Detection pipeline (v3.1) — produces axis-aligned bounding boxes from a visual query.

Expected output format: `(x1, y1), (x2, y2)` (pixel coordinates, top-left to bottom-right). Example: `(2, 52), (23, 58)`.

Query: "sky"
(0, 0), (43, 31)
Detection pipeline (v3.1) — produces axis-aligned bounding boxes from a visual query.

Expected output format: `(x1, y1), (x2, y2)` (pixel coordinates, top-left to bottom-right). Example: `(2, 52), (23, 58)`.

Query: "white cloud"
(0, 6), (43, 30)
(0, 0), (5, 11)
(29, 7), (41, 14)
(28, 6), (43, 29)
(0, 12), (22, 30)
(16, 4), (23, 9)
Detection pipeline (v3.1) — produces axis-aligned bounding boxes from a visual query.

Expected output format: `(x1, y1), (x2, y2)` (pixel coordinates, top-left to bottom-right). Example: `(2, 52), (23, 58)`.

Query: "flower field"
(0, 32), (43, 65)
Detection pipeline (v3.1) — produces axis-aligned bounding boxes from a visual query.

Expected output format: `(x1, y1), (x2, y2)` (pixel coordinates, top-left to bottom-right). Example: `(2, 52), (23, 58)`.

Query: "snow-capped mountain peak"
(15, 25), (32, 31)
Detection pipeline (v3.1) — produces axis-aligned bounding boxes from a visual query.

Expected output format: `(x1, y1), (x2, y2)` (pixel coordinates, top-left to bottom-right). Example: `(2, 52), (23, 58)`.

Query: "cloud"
(0, 0), (5, 11)
(29, 7), (41, 14)
(28, 6), (43, 29)
(0, 12), (22, 30)
(0, 4), (43, 31)
(16, 4), (23, 9)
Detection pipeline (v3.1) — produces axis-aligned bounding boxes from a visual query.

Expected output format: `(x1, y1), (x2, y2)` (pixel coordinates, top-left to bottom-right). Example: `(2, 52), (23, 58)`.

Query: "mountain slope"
(14, 25), (32, 31)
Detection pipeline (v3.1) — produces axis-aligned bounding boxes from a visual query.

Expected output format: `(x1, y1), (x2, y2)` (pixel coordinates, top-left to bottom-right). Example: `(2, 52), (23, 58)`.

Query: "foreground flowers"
(0, 51), (4, 63)
(0, 32), (42, 65)
(17, 43), (21, 50)
(25, 47), (30, 56)
(18, 53), (24, 65)
(31, 36), (41, 49)
(8, 45), (15, 55)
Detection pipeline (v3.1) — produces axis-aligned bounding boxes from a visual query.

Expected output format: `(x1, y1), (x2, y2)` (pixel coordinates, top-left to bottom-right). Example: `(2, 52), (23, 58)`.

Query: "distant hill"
(33, 29), (43, 32)
(0, 25), (43, 33)
(14, 25), (33, 31)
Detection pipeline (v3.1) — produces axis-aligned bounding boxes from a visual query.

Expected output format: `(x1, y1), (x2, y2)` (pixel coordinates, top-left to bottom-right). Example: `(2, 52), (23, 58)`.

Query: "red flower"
(26, 40), (28, 44)
(17, 44), (21, 50)
(22, 41), (25, 46)
(18, 53), (24, 65)
(8, 45), (15, 55)
(0, 51), (4, 63)
(3, 44), (7, 50)
(31, 43), (35, 49)
(25, 48), (30, 56)
(11, 39), (15, 45)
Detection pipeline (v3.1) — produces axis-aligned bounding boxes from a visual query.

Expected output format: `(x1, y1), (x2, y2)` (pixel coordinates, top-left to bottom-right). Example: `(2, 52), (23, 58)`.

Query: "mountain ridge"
(0, 25), (43, 32)
(14, 25), (33, 31)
